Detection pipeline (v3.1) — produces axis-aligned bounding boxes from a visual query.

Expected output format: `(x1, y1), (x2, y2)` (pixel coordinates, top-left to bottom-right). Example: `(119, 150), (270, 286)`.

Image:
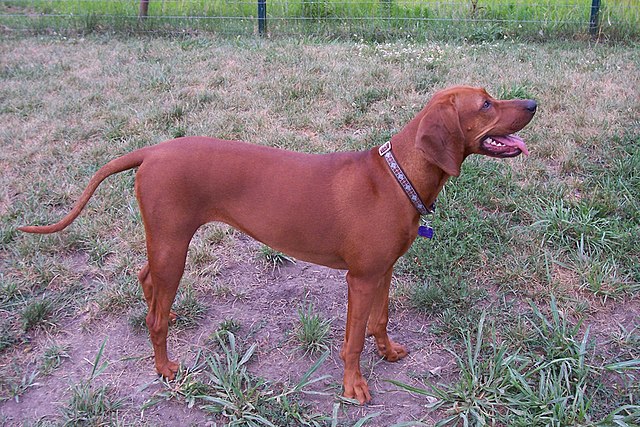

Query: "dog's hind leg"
(138, 263), (177, 324)
(135, 178), (201, 378)
(142, 230), (195, 380)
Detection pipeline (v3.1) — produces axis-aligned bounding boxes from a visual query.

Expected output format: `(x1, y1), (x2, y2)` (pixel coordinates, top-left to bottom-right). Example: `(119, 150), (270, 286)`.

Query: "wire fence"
(1, 0), (639, 40)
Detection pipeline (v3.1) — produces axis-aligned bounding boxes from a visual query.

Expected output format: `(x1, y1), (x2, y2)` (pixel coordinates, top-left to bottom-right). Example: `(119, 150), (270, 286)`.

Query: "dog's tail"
(18, 149), (147, 234)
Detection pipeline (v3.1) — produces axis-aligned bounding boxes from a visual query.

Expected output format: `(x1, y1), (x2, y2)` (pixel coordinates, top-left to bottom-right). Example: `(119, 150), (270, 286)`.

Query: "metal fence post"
(258, 0), (267, 36)
(589, 0), (601, 36)
(139, 0), (149, 18)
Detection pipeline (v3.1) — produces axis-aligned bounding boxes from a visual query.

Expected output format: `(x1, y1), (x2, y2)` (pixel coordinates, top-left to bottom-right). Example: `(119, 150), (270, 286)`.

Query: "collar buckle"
(378, 141), (392, 157)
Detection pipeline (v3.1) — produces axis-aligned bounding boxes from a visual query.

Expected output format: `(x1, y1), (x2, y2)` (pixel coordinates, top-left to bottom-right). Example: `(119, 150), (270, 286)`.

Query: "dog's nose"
(525, 100), (537, 113)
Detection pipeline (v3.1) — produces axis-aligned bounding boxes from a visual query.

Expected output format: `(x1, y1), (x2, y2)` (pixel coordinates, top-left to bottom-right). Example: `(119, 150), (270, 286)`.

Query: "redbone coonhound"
(19, 86), (536, 403)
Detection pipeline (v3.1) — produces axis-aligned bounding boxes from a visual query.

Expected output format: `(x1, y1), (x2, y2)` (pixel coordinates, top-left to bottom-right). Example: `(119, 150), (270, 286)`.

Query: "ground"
(0, 35), (638, 426)
(0, 232), (456, 426)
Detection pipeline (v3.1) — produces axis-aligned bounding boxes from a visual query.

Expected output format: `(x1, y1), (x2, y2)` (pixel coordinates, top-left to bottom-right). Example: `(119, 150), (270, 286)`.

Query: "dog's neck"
(379, 142), (434, 216)
(389, 117), (450, 211)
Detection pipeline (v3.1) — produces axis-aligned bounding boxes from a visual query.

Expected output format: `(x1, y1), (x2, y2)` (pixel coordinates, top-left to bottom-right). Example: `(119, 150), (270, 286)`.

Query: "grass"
(40, 341), (70, 375)
(295, 302), (332, 355)
(0, 34), (638, 425)
(390, 303), (640, 426)
(144, 332), (331, 426)
(20, 298), (55, 331)
(97, 273), (143, 311)
(1, 0), (639, 40)
(259, 244), (296, 272)
(172, 284), (208, 329)
(59, 340), (127, 425)
(5, 370), (38, 404)
(209, 318), (242, 347)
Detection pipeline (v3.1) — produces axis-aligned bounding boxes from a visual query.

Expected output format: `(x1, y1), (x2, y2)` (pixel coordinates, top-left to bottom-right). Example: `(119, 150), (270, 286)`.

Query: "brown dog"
(19, 86), (536, 403)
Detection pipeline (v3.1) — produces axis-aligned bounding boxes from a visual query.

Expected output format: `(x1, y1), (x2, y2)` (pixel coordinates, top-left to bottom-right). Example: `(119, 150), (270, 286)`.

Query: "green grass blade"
(238, 343), (258, 368)
(385, 379), (435, 397)
(604, 359), (640, 372)
(352, 411), (382, 427)
(389, 422), (430, 427)
(473, 311), (487, 366)
(89, 338), (109, 381)
(289, 350), (331, 394)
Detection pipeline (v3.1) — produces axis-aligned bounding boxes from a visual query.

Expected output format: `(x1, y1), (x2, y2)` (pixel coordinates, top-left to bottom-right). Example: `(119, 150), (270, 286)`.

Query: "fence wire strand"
(1, 0), (638, 38)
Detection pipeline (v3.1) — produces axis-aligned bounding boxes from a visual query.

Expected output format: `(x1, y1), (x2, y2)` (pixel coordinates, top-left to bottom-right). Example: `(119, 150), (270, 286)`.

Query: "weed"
(63, 234), (115, 267)
(0, 326), (20, 352)
(197, 335), (269, 423)
(430, 306), (485, 341)
(2, 35), (639, 424)
(98, 274), (142, 311)
(502, 313), (537, 349)
(142, 362), (212, 410)
(40, 341), (71, 375)
(351, 88), (390, 113)
(127, 304), (148, 331)
(219, 318), (242, 334)
(394, 312), (522, 425)
(145, 332), (330, 426)
(390, 299), (640, 426)
(409, 281), (447, 312)
(259, 245), (295, 272)
(410, 278), (485, 316)
(208, 318), (242, 347)
(17, 254), (66, 292)
(530, 198), (621, 255)
(21, 298), (55, 331)
(526, 295), (587, 362)
(301, 0), (333, 20)
(466, 24), (506, 42)
(201, 333), (329, 425)
(496, 83), (535, 100)
(6, 370), (39, 403)
(60, 339), (127, 425)
(576, 259), (624, 302)
(103, 117), (128, 143)
(172, 285), (207, 329)
(61, 381), (125, 426)
(188, 226), (225, 274)
(212, 283), (247, 300)
(296, 303), (332, 355)
(596, 406), (640, 427)
(609, 324), (640, 358)
(4, 0), (640, 40)
(0, 279), (24, 304)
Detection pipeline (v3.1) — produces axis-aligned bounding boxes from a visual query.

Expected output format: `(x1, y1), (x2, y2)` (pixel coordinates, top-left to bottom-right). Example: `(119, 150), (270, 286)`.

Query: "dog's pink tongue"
(493, 134), (529, 156)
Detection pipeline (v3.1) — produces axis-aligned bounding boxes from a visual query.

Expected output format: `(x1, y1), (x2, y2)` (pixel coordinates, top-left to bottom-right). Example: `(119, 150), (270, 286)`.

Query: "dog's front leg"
(340, 271), (378, 404)
(366, 268), (408, 361)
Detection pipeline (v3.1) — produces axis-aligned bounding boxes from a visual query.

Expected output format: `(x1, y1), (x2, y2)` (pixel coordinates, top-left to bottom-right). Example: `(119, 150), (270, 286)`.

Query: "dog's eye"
(482, 100), (492, 110)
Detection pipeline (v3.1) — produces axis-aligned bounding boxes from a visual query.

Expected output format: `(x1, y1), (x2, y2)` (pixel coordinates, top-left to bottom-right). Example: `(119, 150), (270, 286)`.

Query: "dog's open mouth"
(480, 134), (529, 157)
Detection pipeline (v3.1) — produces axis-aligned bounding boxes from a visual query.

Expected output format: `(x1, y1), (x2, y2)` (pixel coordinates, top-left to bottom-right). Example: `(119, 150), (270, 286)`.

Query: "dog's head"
(415, 86), (537, 176)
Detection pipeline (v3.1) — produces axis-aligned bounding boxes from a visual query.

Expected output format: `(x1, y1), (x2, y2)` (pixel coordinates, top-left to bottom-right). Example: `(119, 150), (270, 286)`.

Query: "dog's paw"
(343, 375), (372, 404)
(378, 340), (408, 362)
(157, 360), (180, 380)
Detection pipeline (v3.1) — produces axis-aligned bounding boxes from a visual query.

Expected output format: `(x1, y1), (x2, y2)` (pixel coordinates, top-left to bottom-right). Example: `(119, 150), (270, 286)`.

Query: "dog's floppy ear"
(415, 98), (465, 177)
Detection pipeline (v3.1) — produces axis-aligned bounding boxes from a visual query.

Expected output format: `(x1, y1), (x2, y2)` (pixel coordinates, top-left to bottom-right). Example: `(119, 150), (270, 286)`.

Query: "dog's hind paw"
(157, 360), (180, 380)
